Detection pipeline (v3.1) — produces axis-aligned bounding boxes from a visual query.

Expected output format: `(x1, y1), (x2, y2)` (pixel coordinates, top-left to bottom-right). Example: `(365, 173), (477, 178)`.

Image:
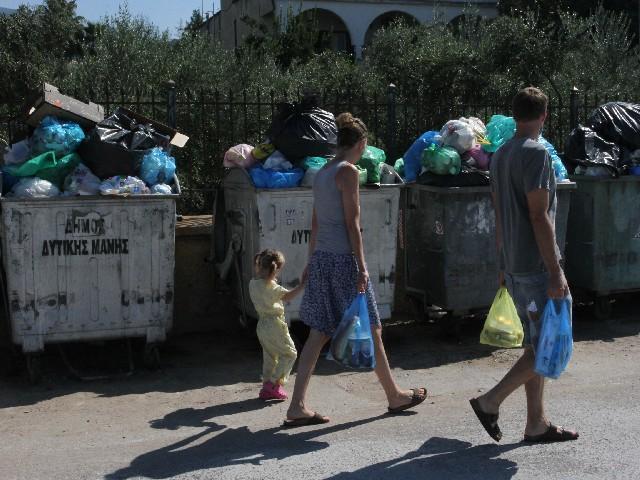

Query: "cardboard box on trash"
(26, 84), (105, 129)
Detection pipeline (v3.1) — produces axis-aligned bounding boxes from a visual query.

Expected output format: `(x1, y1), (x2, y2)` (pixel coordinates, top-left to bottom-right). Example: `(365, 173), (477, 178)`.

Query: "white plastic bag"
(263, 150), (293, 170)
(301, 167), (321, 187)
(223, 144), (257, 169)
(100, 176), (150, 195)
(459, 117), (487, 142)
(152, 184), (172, 195)
(63, 163), (101, 196)
(440, 120), (475, 154)
(3, 139), (31, 166)
(9, 177), (60, 198)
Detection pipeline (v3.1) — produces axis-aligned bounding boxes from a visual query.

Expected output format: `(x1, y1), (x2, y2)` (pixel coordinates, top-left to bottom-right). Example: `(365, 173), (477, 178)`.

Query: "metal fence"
(0, 85), (630, 214)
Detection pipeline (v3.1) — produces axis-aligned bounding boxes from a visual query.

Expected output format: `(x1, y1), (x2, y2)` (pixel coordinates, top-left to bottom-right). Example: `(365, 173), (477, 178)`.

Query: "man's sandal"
(470, 398), (502, 442)
(387, 387), (428, 414)
(523, 424), (579, 443)
(282, 412), (330, 428)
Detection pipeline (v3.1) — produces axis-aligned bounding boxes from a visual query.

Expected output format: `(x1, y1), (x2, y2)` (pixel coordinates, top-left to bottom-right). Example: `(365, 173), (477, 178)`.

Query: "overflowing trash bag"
(358, 146), (386, 183)
(9, 177), (60, 198)
(3, 139), (31, 166)
(480, 287), (524, 348)
(300, 156), (328, 170)
(79, 108), (171, 179)
(263, 150), (293, 171)
(140, 148), (176, 186)
(151, 184), (173, 195)
(252, 143), (276, 161)
(468, 145), (491, 171)
(356, 165), (368, 185)
(249, 165), (304, 189)
(393, 158), (404, 178)
(421, 144), (461, 175)
(440, 120), (475, 154)
(418, 164), (489, 187)
(403, 131), (441, 182)
(63, 163), (102, 196)
(565, 126), (622, 176)
(380, 164), (403, 184)
(6, 151), (81, 189)
(483, 115), (516, 153)
(224, 144), (257, 169)
(538, 136), (568, 181)
(267, 98), (337, 160)
(328, 293), (376, 370)
(100, 176), (150, 195)
(535, 297), (573, 379)
(30, 116), (85, 157)
(459, 117), (489, 144)
(587, 102), (640, 151)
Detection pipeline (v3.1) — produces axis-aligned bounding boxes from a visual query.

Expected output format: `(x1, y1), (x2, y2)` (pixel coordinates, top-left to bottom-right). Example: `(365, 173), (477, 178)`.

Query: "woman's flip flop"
(387, 387), (428, 414)
(282, 412), (330, 428)
(523, 424), (579, 443)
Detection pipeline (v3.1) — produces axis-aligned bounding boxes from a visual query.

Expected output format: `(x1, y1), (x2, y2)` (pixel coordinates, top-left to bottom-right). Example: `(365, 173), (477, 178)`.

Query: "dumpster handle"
(386, 199), (392, 225)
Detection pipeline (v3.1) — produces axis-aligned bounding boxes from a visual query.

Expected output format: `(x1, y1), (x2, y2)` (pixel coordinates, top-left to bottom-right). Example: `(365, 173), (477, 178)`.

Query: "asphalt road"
(0, 301), (638, 480)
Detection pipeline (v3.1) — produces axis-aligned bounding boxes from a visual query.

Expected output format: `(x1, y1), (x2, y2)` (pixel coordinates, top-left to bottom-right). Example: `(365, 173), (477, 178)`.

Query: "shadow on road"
(327, 437), (521, 480)
(105, 411), (393, 480)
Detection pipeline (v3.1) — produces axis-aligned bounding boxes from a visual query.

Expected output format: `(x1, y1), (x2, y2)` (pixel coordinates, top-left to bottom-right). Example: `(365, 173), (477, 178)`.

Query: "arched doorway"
(364, 11), (419, 46)
(297, 8), (353, 54)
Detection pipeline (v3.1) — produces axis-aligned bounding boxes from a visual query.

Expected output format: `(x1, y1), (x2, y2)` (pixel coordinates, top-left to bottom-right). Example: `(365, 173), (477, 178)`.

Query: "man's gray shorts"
(504, 272), (572, 351)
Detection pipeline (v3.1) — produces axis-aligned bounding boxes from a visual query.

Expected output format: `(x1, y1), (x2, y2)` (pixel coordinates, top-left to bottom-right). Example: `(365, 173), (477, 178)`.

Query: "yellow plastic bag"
(480, 287), (524, 348)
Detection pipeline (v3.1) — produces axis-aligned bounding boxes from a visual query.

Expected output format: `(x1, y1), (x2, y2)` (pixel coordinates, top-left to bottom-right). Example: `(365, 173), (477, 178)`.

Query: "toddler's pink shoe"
(259, 381), (288, 401)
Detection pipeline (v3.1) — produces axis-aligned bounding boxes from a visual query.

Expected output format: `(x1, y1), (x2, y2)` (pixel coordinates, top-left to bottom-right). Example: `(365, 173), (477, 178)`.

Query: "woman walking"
(284, 113), (427, 427)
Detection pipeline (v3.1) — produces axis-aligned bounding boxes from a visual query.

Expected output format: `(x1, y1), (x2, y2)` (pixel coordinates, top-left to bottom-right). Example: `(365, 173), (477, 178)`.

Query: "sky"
(0, 0), (220, 36)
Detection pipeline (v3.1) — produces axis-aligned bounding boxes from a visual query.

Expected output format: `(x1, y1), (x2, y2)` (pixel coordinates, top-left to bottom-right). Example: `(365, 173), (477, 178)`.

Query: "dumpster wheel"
(594, 296), (612, 321)
(26, 353), (42, 385)
(143, 343), (162, 370)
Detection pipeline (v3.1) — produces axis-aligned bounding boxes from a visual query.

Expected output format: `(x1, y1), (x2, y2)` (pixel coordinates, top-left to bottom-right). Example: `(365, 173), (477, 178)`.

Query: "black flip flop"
(470, 398), (502, 442)
(282, 412), (330, 428)
(523, 424), (579, 443)
(387, 387), (428, 414)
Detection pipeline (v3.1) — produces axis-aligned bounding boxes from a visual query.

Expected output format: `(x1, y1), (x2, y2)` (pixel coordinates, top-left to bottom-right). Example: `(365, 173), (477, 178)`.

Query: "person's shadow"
(327, 436), (520, 480)
(106, 401), (400, 479)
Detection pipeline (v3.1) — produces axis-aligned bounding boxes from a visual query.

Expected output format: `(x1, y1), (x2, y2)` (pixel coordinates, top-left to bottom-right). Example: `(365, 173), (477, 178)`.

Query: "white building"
(203, 0), (498, 59)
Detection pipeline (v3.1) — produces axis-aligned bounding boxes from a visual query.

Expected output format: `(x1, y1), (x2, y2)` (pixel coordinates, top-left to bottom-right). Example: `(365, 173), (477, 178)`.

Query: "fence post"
(386, 83), (397, 160)
(569, 86), (580, 131)
(166, 80), (177, 129)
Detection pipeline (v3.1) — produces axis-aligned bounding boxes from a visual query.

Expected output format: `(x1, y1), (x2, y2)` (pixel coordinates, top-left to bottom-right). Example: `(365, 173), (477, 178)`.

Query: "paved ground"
(1, 298), (639, 480)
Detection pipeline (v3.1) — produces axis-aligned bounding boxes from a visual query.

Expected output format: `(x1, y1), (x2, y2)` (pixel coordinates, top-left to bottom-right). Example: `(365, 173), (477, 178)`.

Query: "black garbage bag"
(564, 125), (622, 177)
(588, 102), (640, 151)
(78, 108), (171, 179)
(267, 98), (337, 161)
(417, 165), (490, 187)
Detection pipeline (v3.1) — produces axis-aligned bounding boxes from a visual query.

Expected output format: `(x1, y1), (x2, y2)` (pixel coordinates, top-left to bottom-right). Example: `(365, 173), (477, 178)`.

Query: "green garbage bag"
(357, 146), (386, 183)
(394, 158), (405, 178)
(7, 151), (82, 189)
(301, 156), (327, 170)
(482, 115), (516, 153)
(421, 144), (461, 175)
(356, 165), (368, 185)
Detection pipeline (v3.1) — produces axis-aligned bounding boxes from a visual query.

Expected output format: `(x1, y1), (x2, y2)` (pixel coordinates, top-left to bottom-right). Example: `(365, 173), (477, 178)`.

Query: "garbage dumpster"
(565, 175), (640, 319)
(0, 192), (177, 376)
(403, 182), (575, 318)
(219, 168), (400, 326)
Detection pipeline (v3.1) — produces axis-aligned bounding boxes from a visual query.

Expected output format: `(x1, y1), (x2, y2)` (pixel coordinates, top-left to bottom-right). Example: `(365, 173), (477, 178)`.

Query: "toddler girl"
(249, 249), (305, 400)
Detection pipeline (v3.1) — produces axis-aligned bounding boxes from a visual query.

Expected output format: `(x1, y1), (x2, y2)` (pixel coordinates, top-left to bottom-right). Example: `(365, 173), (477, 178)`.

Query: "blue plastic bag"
(328, 293), (376, 370)
(140, 147), (176, 186)
(249, 166), (304, 189)
(403, 131), (441, 182)
(30, 116), (85, 157)
(538, 136), (568, 181)
(534, 298), (573, 379)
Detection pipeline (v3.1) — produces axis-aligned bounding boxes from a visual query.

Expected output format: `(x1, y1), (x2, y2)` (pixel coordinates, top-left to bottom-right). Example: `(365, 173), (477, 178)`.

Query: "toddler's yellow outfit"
(249, 278), (298, 385)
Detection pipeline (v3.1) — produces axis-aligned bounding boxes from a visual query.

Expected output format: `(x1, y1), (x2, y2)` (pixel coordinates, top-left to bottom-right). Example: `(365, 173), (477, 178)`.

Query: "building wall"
(208, 0), (498, 57)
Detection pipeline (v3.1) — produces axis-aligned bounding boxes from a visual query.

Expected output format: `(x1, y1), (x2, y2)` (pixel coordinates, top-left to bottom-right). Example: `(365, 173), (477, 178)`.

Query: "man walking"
(470, 87), (579, 443)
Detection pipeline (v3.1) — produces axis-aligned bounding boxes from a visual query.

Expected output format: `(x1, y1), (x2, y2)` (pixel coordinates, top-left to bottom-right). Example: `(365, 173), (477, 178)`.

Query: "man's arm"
(526, 189), (568, 299)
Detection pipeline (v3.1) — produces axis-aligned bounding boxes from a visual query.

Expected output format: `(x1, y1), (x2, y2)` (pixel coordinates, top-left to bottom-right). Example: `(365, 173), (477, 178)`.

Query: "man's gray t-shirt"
(490, 136), (559, 275)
